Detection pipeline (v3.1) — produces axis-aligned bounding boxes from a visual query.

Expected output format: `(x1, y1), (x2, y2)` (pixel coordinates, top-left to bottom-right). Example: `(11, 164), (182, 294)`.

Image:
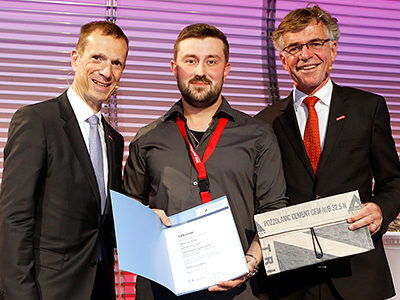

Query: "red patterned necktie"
(303, 96), (321, 174)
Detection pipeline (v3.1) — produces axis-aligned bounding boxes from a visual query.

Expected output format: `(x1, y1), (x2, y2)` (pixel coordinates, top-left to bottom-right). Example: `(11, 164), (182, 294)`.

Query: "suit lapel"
(318, 83), (348, 172)
(278, 94), (316, 178)
(58, 92), (101, 211)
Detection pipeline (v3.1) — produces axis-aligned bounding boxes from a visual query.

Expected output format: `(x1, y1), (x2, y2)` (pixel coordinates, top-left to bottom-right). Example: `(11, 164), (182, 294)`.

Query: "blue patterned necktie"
(88, 115), (106, 214)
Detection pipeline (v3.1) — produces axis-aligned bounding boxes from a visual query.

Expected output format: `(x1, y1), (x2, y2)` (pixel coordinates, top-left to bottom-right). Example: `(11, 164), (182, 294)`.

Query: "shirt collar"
(293, 79), (333, 112)
(165, 96), (235, 122)
(67, 86), (102, 123)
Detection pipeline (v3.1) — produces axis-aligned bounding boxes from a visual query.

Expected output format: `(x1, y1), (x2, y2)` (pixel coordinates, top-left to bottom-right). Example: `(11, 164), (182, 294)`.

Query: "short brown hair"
(174, 23), (229, 62)
(272, 5), (340, 51)
(76, 21), (129, 53)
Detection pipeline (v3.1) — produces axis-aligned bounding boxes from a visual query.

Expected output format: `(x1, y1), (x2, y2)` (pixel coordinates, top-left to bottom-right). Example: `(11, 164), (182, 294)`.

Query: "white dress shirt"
(293, 79), (333, 150)
(67, 87), (109, 195)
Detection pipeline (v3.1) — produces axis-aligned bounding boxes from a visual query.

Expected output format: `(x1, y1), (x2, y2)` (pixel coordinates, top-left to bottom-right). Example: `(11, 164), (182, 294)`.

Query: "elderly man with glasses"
(256, 5), (400, 300)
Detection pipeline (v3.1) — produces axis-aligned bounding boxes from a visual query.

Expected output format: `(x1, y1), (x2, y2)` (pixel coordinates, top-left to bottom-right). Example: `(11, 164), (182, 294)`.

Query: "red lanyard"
(177, 115), (228, 203)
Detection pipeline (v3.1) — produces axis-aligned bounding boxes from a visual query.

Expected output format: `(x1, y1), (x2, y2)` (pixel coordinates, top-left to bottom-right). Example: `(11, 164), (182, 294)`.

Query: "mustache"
(189, 75), (212, 85)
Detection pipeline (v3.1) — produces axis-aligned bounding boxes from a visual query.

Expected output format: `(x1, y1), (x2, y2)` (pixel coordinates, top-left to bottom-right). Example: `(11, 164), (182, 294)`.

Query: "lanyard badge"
(177, 115), (228, 203)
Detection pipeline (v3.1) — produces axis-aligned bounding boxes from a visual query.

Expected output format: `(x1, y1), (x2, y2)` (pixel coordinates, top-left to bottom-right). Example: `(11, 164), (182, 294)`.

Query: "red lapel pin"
(336, 115), (346, 121)
(108, 135), (113, 140)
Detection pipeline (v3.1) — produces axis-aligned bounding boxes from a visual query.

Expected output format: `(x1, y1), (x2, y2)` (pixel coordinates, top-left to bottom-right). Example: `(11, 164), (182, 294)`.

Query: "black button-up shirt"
(124, 97), (287, 299)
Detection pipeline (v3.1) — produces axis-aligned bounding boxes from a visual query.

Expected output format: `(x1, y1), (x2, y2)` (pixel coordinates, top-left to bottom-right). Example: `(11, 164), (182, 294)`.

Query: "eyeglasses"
(282, 39), (332, 55)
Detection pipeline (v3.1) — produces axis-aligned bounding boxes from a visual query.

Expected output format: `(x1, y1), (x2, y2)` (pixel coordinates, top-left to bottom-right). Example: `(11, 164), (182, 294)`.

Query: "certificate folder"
(110, 191), (248, 295)
(254, 191), (374, 276)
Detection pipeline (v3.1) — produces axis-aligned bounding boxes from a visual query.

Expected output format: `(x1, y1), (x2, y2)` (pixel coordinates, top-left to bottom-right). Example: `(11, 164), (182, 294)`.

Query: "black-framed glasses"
(283, 39), (332, 55)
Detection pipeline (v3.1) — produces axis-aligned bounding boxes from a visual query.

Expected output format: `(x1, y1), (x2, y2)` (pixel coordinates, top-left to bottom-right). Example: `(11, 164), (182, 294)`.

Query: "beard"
(177, 74), (223, 108)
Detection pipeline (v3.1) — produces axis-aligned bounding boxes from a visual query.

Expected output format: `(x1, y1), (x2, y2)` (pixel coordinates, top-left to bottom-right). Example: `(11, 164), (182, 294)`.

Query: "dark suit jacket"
(0, 92), (124, 300)
(255, 82), (400, 300)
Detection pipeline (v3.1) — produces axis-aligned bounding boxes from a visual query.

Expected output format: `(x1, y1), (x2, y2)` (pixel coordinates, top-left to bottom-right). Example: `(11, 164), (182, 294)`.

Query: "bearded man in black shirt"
(124, 23), (288, 300)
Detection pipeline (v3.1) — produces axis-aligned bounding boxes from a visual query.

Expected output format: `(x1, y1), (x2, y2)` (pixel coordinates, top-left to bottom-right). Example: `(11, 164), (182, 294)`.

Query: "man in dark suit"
(0, 21), (128, 300)
(255, 5), (400, 300)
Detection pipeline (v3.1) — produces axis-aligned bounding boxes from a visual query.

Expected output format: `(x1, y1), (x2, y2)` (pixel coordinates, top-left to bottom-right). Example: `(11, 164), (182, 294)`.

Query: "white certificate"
(111, 191), (248, 296)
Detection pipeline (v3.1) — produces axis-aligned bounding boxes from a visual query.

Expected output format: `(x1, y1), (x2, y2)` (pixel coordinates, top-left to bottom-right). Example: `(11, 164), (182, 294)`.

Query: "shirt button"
(193, 180), (198, 186)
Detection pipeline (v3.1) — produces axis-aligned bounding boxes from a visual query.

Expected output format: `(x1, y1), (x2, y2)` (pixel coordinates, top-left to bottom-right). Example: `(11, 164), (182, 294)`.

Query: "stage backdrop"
(0, 0), (399, 299)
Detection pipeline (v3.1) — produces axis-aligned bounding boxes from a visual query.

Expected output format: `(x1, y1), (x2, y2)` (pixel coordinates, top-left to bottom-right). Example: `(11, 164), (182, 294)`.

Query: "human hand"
(152, 209), (171, 226)
(347, 202), (382, 235)
(207, 273), (248, 292)
(208, 253), (258, 292)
